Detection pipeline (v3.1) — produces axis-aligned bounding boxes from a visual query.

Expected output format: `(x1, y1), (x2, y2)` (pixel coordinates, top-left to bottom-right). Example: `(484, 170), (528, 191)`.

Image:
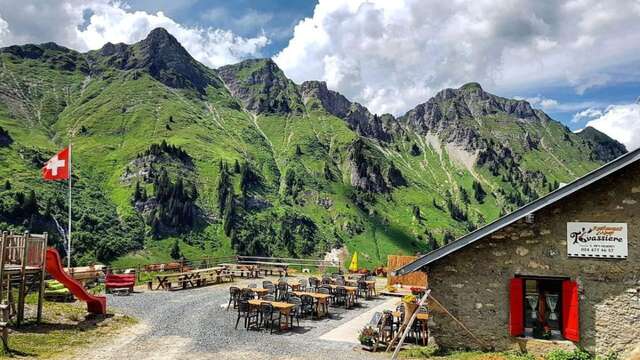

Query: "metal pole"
(67, 144), (72, 269)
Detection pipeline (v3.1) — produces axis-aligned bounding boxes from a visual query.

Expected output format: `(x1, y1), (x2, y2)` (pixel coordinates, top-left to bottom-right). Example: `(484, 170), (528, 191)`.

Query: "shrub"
(546, 348), (595, 360)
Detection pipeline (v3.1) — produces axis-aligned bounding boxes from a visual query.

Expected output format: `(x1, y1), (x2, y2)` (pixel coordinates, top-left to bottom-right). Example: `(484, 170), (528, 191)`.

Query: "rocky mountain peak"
(217, 58), (304, 114)
(92, 27), (219, 92)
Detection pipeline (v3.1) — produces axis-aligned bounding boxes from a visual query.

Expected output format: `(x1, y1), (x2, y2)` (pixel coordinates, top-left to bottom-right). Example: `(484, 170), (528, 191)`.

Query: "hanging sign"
(567, 222), (627, 258)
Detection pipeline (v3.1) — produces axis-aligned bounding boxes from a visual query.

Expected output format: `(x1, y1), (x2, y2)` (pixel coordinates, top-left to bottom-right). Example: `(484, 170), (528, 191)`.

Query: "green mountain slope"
(0, 28), (627, 268)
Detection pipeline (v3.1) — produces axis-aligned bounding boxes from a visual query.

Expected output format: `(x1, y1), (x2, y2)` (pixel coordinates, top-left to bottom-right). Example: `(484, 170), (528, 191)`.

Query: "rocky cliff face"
(300, 81), (393, 141)
(577, 126), (627, 162)
(218, 58), (304, 114)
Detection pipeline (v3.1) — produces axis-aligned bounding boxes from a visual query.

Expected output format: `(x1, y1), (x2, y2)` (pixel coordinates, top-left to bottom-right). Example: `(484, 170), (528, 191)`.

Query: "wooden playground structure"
(0, 231), (47, 350)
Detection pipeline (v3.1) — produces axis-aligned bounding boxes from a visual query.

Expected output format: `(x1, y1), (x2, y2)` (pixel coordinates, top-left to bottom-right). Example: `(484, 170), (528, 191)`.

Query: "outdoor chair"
(379, 311), (395, 343)
(334, 286), (348, 307)
(288, 296), (302, 327)
(241, 288), (256, 300)
(317, 287), (332, 308)
(300, 294), (315, 318)
(227, 286), (241, 311)
(235, 300), (259, 330)
(411, 306), (429, 345)
(262, 280), (273, 288)
(263, 294), (275, 301)
(248, 283), (257, 288)
(308, 277), (319, 291)
(320, 284), (337, 304)
(357, 280), (368, 299)
(321, 276), (331, 285)
(259, 302), (283, 333)
(335, 278), (345, 286)
(265, 283), (275, 295)
(277, 281), (289, 301)
(297, 278), (308, 292)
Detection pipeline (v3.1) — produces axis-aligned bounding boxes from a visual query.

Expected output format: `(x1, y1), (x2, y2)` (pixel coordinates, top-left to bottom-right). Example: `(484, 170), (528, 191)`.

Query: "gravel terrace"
(76, 278), (392, 360)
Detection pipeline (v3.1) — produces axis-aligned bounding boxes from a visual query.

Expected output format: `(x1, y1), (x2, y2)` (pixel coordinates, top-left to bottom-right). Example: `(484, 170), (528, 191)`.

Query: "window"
(509, 277), (580, 342)
(523, 278), (562, 339)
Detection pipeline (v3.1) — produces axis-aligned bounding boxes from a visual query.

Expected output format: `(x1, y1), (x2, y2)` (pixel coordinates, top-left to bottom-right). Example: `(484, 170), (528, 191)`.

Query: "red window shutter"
(562, 280), (580, 342)
(509, 278), (524, 336)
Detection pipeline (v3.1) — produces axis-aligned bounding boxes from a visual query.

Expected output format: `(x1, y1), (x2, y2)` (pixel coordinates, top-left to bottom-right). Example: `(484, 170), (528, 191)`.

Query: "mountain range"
(0, 28), (627, 267)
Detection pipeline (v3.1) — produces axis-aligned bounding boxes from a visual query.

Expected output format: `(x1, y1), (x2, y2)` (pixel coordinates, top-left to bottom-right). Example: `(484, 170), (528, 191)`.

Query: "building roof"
(393, 147), (640, 276)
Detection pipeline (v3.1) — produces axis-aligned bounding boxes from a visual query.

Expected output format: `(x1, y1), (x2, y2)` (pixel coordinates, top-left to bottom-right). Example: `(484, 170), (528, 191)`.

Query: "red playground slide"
(45, 248), (107, 314)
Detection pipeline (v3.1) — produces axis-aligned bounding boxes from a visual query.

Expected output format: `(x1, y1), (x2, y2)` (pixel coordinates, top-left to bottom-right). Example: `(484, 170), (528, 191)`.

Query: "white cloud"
(274, 0), (640, 115)
(585, 103), (640, 150)
(0, 0), (269, 68)
(572, 107), (603, 123)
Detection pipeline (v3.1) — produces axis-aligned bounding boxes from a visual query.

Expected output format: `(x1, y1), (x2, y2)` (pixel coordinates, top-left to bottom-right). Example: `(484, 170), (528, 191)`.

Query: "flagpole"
(67, 143), (72, 269)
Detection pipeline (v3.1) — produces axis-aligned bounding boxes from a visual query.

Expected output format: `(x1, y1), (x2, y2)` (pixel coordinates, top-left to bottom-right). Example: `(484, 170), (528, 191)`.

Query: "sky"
(0, 0), (639, 150)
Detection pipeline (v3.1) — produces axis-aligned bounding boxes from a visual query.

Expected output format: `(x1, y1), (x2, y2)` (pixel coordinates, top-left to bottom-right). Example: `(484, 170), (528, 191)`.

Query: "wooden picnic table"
(291, 291), (331, 318)
(153, 266), (227, 290)
(219, 263), (259, 277)
(242, 261), (290, 276)
(248, 299), (295, 330)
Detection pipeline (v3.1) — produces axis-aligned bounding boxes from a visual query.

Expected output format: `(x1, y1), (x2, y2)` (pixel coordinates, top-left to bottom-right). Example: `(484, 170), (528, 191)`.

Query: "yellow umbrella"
(348, 252), (358, 272)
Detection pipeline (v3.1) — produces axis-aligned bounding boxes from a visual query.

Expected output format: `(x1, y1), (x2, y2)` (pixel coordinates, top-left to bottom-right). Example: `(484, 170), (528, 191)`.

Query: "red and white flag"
(42, 147), (70, 181)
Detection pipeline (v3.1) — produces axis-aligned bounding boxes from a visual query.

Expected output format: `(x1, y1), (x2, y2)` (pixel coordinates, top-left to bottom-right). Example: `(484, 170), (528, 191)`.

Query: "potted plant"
(402, 294), (419, 324)
(358, 326), (378, 351)
(410, 287), (425, 296)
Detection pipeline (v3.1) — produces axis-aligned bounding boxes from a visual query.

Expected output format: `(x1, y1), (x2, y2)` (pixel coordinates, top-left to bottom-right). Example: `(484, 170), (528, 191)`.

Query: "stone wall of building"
(427, 161), (640, 357)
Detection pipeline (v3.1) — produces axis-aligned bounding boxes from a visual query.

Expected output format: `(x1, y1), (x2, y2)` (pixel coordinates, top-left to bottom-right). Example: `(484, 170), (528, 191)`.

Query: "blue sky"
(0, 0), (638, 149)
(127, 0), (317, 56)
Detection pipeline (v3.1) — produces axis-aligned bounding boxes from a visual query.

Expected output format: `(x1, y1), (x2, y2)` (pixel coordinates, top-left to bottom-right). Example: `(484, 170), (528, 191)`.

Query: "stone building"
(394, 148), (640, 358)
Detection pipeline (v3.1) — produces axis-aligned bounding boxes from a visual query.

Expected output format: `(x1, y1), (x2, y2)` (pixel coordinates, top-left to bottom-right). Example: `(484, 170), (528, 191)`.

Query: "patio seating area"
(104, 273), (391, 360)
(229, 274), (382, 334)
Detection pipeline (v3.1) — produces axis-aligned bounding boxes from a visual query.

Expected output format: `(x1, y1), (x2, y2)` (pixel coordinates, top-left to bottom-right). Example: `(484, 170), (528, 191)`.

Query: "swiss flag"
(42, 147), (70, 181)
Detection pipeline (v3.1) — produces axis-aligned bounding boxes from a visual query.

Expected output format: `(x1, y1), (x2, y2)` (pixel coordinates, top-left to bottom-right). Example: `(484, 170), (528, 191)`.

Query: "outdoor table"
(290, 283), (301, 291)
(248, 299), (295, 330)
(327, 285), (358, 308)
(345, 279), (377, 297)
(291, 291), (331, 318)
(392, 312), (429, 345)
(245, 287), (270, 298)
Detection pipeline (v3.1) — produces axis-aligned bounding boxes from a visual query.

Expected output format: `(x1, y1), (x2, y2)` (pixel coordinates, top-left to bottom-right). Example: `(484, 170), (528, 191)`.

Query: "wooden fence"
(386, 255), (427, 287)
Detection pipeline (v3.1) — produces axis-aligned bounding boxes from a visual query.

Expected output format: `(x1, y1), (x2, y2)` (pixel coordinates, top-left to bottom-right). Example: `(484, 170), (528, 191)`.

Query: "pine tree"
(216, 168), (232, 215)
(410, 143), (421, 156)
(3, 180), (10, 190)
(459, 186), (470, 204)
(23, 190), (38, 216)
(295, 144), (303, 156)
(472, 180), (486, 203)
(170, 239), (182, 260)
(222, 194), (235, 236)
(233, 159), (241, 174)
(133, 181), (143, 202)
(443, 230), (455, 244)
